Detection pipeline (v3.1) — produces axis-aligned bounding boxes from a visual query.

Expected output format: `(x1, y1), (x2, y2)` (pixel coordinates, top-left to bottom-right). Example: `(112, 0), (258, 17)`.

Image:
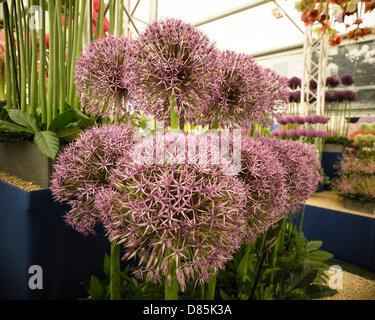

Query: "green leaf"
(56, 126), (81, 140)
(308, 250), (334, 262)
(34, 131), (60, 160)
(262, 267), (281, 278)
(88, 276), (103, 300)
(8, 109), (39, 133)
(305, 241), (322, 252)
(306, 284), (338, 299)
(103, 253), (110, 277)
(219, 289), (231, 300)
(48, 110), (75, 132)
(0, 119), (34, 133)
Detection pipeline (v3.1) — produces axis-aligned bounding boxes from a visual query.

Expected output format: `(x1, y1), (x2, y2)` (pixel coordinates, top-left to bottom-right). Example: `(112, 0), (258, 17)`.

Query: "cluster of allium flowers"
(74, 36), (138, 118)
(209, 50), (288, 128)
(341, 73), (354, 86)
(258, 137), (322, 212)
(96, 132), (249, 289)
(51, 124), (136, 235)
(333, 175), (375, 202)
(133, 18), (218, 125)
(277, 114), (328, 125)
(288, 76), (301, 89)
(271, 128), (328, 138)
(239, 137), (288, 234)
(326, 76), (340, 88)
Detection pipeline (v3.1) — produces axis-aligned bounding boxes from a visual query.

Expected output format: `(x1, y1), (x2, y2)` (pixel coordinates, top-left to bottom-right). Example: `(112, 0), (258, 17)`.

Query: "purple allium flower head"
(292, 90), (301, 102)
(296, 129), (306, 136)
(271, 130), (279, 137)
(311, 115), (323, 124)
(333, 91), (344, 102)
(320, 115), (329, 124)
(239, 137), (288, 234)
(309, 79), (317, 90)
(325, 91), (333, 102)
(287, 129), (296, 137)
(288, 91), (295, 103)
(208, 51), (288, 128)
(74, 35), (137, 118)
(134, 18), (218, 125)
(341, 73), (354, 86)
(98, 132), (249, 289)
(278, 129), (286, 137)
(283, 115), (294, 123)
(326, 76), (340, 88)
(258, 138), (322, 212)
(277, 116), (287, 125)
(288, 76), (301, 89)
(304, 115), (313, 124)
(315, 130), (329, 138)
(305, 129), (315, 137)
(342, 90), (358, 101)
(51, 124), (136, 235)
(295, 115), (305, 124)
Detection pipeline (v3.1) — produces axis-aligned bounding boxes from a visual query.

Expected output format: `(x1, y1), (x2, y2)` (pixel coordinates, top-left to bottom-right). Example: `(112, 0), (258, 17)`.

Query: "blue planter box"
(320, 151), (344, 191)
(296, 204), (375, 271)
(0, 180), (110, 300)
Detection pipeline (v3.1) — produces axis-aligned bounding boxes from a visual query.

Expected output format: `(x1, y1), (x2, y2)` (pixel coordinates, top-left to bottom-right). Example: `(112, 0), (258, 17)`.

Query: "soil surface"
(0, 170), (42, 191)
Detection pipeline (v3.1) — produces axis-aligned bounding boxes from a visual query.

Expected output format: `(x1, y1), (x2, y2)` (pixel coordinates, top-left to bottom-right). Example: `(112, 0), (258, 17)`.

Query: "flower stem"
(164, 278), (179, 300)
(206, 275), (216, 300)
(110, 243), (121, 300)
(170, 94), (178, 131)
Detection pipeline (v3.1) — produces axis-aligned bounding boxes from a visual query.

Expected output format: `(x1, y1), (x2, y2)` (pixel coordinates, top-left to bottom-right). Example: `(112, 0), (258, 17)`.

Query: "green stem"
(170, 94), (178, 131)
(199, 284), (205, 300)
(0, 65), (5, 101)
(212, 111), (220, 130)
(164, 278), (179, 300)
(206, 275), (216, 300)
(30, 0), (38, 117)
(15, 0), (26, 112)
(110, 243), (121, 300)
(299, 203), (306, 232)
(47, 0), (55, 127)
(39, 0), (47, 124)
(3, 3), (13, 109)
(56, 0), (65, 114)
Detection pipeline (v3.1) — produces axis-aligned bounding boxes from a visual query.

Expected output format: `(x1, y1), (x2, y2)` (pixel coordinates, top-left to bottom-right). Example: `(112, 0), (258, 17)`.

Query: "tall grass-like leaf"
(34, 131), (60, 159)
(39, 0), (47, 124)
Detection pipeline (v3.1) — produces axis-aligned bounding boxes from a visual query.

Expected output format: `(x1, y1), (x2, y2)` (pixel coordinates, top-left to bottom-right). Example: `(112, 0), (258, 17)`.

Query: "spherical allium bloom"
(51, 124), (136, 235)
(341, 73), (354, 86)
(294, 115), (305, 124)
(287, 129), (297, 137)
(288, 76), (301, 89)
(288, 91), (295, 103)
(326, 76), (340, 88)
(333, 91), (344, 102)
(74, 35), (137, 118)
(271, 130), (280, 137)
(208, 51), (288, 128)
(292, 90), (301, 102)
(239, 137), (288, 234)
(342, 90), (358, 101)
(277, 116), (287, 125)
(305, 129), (315, 137)
(134, 18), (218, 125)
(325, 91), (333, 102)
(278, 129), (287, 137)
(296, 129), (306, 137)
(311, 115), (328, 124)
(315, 130), (329, 138)
(98, 132), (249, 289)
(283, 115), (294, 123)
(258, 137), (322, 212)
(309, 79), (317, 89)
(305, 115), (313, 124)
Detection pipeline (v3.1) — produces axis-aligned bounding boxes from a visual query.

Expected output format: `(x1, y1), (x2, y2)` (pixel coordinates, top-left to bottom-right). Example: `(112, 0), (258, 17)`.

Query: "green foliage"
(324, 136), (352, 146)
(216, 221), (338, 300)
(0, 106), (100, 159)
